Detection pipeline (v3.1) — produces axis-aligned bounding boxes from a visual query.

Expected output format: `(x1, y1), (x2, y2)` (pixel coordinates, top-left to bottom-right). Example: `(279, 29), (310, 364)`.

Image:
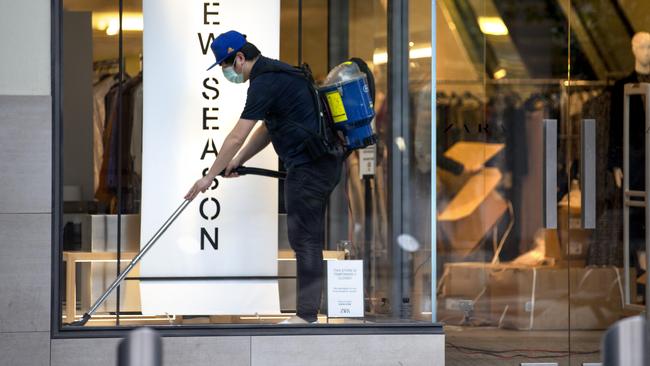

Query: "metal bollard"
(117, 327), (162, 366)
(602, 316), (648, 366)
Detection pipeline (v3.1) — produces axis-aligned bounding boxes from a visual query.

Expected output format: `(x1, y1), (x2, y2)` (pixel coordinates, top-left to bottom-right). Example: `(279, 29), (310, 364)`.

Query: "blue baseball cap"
(206, 30), (247, 71)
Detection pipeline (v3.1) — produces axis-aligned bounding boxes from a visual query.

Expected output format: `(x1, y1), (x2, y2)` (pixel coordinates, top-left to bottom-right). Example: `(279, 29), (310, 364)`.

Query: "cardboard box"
(437, 262), (492, 324)
(490, 266), (569, 330)
(438, 168), (508, 258)
(557, 184), (594, 260)
(490, 266), (623, 330)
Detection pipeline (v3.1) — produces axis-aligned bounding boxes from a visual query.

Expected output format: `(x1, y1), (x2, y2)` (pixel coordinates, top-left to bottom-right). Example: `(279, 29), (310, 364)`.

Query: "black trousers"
(285, 153), (342, 322)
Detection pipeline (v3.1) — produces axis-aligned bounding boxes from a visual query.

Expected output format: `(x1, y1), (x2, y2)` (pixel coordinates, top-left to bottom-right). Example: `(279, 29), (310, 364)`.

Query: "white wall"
(0, 0), (51, 95)
(0, 1), (52, 366)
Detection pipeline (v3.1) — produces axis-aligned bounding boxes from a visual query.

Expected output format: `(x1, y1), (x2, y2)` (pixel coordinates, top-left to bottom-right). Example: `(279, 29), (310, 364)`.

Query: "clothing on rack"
(609, 72), (650, 187)
(414, 83), (431, 174)
(435, 91), (486, 176)
(436, 83), (568, 260)
(131, 81), (143, 178)
(93, 76), (117, 193)
(95, 72), (143, 214)
(578, 90), (623, 266)
(485, 91), (524, 260)
(436, 93), (462, 175)
(93, 59), (120, 84)
(518, 96), (552, 254)
(608, 72), (650, 267)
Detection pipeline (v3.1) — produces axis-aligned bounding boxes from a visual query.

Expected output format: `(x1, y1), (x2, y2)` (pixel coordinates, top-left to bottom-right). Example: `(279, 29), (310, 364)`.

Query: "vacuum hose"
(219, 166), (287, 180)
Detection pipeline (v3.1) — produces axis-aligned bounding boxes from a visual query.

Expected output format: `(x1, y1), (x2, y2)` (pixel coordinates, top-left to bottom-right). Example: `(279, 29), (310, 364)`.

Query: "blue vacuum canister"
(319, 61), (376, 149)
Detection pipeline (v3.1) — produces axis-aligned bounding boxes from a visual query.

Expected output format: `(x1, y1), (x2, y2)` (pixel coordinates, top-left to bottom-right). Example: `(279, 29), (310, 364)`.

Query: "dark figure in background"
(609, 31), (650, 297)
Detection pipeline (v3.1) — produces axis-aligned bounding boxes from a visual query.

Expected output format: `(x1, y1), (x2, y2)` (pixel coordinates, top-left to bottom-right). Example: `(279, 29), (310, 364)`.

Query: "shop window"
(55, 0), (435, 333)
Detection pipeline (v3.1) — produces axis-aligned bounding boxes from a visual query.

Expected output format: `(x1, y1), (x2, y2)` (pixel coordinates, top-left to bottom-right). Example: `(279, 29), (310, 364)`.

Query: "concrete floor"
(445, 326), (603, 366)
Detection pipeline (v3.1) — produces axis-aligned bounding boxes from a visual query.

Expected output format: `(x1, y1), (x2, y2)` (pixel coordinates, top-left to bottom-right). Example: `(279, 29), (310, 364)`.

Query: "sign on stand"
(327, 260), (364, 318)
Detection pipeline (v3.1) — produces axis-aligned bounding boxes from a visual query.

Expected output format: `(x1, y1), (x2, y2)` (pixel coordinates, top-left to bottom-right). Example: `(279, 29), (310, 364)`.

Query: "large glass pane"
(61, 0), (148, 327)
(568, 0), (648, 363)
(60, 0), (125, 327)
(345, 0), (393, 321)
(408, 0), (433, 322)
(345, 0), (434, 324)
(435, 0), (575, 363)
(59, 0), (439, 330)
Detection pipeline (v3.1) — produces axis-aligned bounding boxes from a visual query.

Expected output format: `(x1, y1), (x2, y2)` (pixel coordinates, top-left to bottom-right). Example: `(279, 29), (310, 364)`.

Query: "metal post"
(622, 84), (650, 313)
(388, 0), (411, 319)
(602, 316), (647, 366)
(431, 0), (437, 323)
(116, 0), (124, 326)
(543, 119), (558, 229)
(624, 85), (631, 308)
(52, 0), (64, 332)
(298, 0), (303, 65)
(364, 176), (373, 307)
(581, 119), (596, 229)
(326, 0), (349, 249)
(327, 0), (349, 70)
(645, 86), (650, 318)
(118, 328), (163, 366)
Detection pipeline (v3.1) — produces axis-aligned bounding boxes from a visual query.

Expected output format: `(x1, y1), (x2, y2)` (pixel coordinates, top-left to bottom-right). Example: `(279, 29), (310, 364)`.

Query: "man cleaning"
(184, 30), (342, 324)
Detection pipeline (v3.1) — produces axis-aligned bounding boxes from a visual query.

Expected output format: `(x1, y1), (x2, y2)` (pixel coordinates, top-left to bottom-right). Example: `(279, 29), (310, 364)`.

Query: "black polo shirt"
(240, 56), (319, 169)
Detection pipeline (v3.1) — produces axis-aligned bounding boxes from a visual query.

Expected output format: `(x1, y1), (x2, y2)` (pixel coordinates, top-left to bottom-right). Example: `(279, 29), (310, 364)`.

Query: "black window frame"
(50, 0), (441, 338)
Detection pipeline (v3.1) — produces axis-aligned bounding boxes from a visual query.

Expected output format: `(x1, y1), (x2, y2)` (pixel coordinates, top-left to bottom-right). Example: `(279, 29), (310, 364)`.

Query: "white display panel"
(141, 0), (280, 315)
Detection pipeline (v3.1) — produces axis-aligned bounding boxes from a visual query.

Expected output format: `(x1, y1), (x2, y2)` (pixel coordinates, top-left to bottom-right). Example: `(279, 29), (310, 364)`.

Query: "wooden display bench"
(63, 249), (345, 324)
(62, 251), (138, 323)
(278, 249), (345, 260)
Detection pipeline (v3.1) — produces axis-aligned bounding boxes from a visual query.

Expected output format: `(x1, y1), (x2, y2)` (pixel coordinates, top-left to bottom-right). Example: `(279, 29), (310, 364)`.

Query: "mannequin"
(609, 32), (650, 291)
(611, 31), (650, 188)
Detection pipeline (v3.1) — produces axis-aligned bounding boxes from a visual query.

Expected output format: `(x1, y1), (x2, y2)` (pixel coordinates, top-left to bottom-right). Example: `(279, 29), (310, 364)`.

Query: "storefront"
(1, 0), (649, 364)
(434, 0), (650, 364)
(47, 0), (443, 364)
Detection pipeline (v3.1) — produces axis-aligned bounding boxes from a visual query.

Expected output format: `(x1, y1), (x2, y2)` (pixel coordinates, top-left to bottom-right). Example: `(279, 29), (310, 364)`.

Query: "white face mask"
(222, 59), (245, 84)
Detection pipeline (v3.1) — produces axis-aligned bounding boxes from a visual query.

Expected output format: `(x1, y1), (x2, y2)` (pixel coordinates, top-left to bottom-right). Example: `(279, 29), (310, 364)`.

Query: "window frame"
(49, 0), (440, 338)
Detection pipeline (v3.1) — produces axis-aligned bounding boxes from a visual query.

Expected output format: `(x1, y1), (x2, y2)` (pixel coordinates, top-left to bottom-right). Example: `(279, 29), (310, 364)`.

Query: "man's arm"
(205, 118), (257, 178)
(185, 118), (256, 200)
(234, 123), (271, 165)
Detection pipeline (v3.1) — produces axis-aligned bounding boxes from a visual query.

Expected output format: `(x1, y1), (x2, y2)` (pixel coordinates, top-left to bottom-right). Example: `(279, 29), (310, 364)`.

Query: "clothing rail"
(93, 58), (121, 70)
(437, 79), (612, 86)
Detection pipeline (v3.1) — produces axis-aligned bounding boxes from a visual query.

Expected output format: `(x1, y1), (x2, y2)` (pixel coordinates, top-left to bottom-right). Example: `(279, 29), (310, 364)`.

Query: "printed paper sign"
(327, 260), (364, 318)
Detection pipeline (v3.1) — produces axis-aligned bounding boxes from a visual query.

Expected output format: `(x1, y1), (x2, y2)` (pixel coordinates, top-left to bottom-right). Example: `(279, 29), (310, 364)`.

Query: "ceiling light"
(373, 51), (388, 65)
(409, 47), (432, 59)
(493, 68), (507, 79)
(478, 16), (508, 36)
(372, 47), (432, 65)
(93, 12), (143, 36)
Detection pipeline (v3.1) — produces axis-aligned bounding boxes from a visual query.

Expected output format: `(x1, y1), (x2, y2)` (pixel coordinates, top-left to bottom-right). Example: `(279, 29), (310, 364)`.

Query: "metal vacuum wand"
(69, 199), (191, 326)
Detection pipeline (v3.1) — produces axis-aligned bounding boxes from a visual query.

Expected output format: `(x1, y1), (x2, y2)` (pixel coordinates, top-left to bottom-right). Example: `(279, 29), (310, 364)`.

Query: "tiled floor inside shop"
(445, 326), (603, 366)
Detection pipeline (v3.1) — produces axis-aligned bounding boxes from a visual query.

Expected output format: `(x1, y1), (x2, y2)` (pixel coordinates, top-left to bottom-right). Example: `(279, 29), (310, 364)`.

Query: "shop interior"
(59, 0), (434, 328)
(435, 0), (650, 363)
